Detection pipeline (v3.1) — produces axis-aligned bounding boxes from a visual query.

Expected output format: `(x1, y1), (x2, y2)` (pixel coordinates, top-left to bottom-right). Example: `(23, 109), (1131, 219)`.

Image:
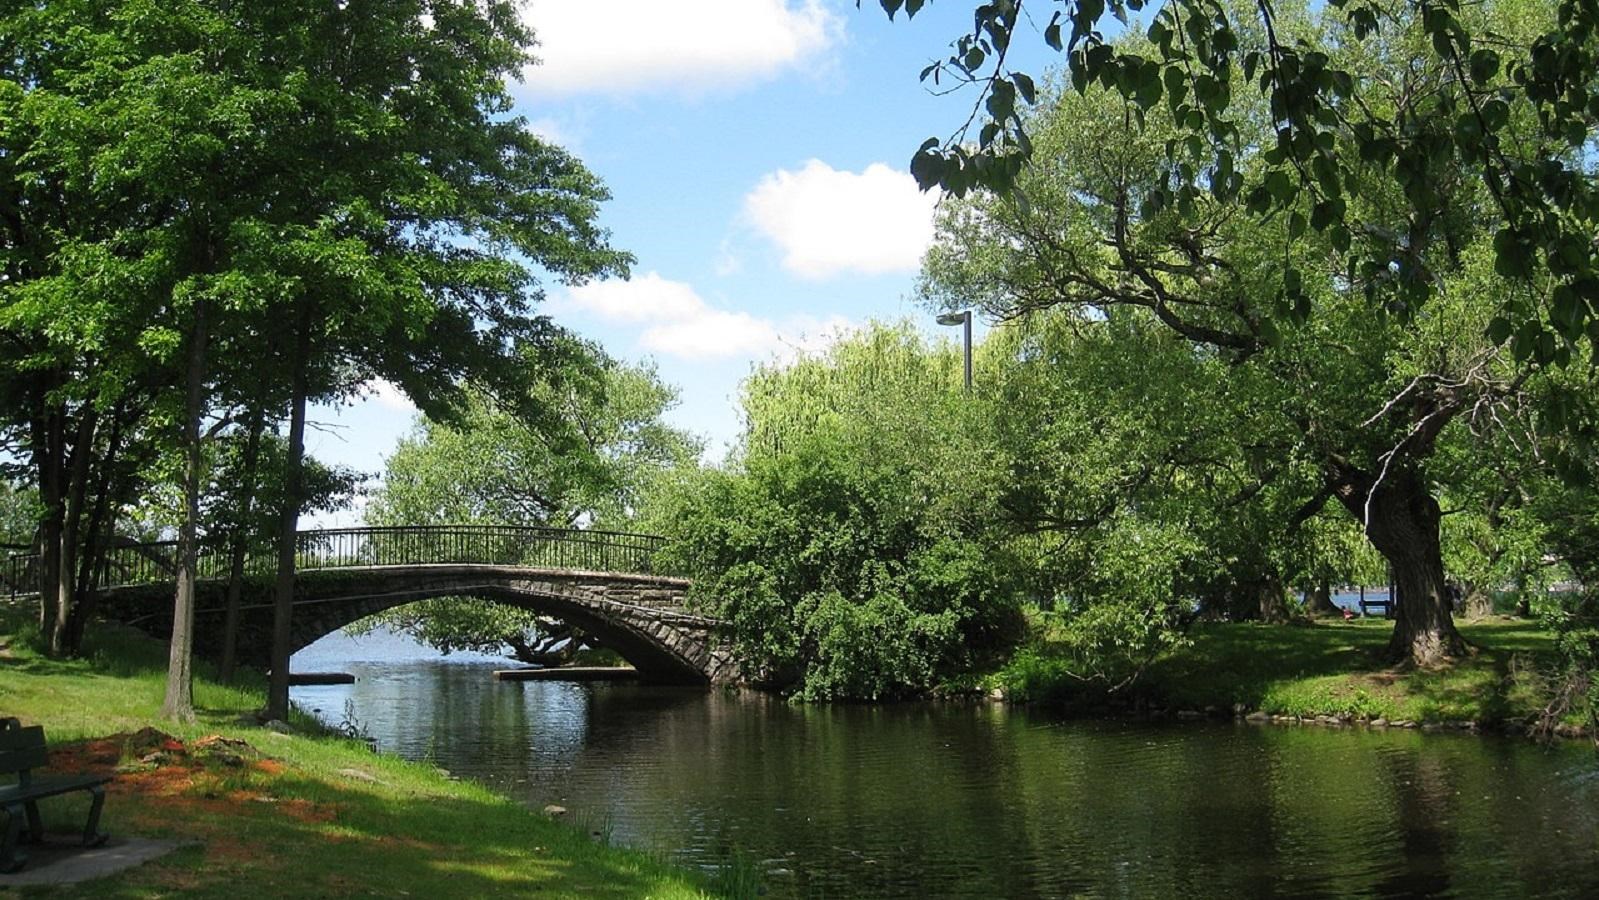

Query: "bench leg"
(82, 786), (107, 848)
(23, 799), (42, 843)
(1, 802), (25, 874)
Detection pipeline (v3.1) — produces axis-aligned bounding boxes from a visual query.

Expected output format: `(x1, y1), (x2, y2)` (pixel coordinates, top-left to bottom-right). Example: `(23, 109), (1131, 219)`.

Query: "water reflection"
(293, 631), (1599, 898)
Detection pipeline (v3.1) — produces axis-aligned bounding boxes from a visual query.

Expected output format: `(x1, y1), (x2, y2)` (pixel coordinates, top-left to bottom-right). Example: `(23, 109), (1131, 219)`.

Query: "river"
(292, 627), (1599, 898)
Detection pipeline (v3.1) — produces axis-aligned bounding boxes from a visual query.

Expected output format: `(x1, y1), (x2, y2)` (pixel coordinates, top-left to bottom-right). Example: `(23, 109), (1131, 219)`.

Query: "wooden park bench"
(0, 717), (110, 873)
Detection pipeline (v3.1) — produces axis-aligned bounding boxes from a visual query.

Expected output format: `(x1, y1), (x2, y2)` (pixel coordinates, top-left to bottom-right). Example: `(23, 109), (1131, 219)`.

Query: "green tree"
(205, 0), (632, 721)
(654, 323), (1024, 699)
(0, 1), (630, 718)
(369, 349), (699, 531)
(0, 0), (180, 657)
(359, 348), (698, 664)
(921, 15), (1551, 664)
(973, 307), (1303, 628)
(870, 0), (1598, 367)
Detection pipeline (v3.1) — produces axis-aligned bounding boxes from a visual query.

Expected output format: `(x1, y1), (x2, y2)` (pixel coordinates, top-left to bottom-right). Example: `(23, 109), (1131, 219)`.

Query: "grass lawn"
(991, 615), (1579, 728)
(0, 605), (729, 898)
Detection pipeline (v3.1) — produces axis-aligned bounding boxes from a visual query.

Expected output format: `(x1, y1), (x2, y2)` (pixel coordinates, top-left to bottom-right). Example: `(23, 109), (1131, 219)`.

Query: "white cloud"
(361, 378), (417, 413)
(743, 159), (939, 279)
(521, 0), (841, 95)
(526, 116), (579, 150)
(559, 271), (850, 361)
(560, 272), (707, 325)
(713, 238), (742, 277)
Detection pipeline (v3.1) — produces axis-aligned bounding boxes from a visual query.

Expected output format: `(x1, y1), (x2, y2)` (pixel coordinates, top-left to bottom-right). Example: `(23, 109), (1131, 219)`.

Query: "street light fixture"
(936, 310), (972, 391)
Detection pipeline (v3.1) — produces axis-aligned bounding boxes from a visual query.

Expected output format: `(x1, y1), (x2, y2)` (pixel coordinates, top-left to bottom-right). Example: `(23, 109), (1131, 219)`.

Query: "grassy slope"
(992, 616), (1570, 726)
(0, 605), (720, 899)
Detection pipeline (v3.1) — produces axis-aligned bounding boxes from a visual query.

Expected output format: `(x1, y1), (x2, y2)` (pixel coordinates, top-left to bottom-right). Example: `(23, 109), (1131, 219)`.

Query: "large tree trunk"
(506, 623), (604, 667)
(1334, 465), (1466, 666)
(1461, 583), (1494, 620)
(52, 407), (97, 654)
(1253, 571), (1292, 623)
(1305, 577), (1343, 618)
(265, 318), (311, 722)
(34, 396), (64, 648)
(162, 299), (207, 723)
(63, 408), (129, 656)
(220, 411), (265, 681)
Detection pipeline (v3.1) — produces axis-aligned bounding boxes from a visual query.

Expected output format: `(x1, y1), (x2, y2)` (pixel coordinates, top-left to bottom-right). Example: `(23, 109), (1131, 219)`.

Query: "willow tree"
(922, 5), (1559, 664)
(653, 323), (1025, 699)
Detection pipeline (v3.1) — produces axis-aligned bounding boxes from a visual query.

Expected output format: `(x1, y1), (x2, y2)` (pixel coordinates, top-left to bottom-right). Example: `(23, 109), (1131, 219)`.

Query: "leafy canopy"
(869, 0), (1599, 367)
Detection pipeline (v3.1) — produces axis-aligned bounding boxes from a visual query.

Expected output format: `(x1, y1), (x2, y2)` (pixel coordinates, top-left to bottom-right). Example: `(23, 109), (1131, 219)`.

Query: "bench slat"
(0, 773), (112, 802)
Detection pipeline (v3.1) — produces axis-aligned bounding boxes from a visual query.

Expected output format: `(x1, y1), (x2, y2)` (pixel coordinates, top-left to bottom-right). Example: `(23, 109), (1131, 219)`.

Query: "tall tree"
(10, 0), (317, 718)
(240, 0), (631, 721)
(921, 8), (1553, 664)
(0, 0), (217, 660)
(1, 0), (629, 708)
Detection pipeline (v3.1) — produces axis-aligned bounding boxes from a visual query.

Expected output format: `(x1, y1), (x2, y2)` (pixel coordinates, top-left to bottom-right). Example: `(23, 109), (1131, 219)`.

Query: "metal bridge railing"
(3, 524), (675, 597)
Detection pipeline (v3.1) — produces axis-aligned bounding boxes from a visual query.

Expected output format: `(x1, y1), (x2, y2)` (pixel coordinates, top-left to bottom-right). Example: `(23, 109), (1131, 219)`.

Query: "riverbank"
(0, 610), (725, 898)
(985, 616), (1594, 738)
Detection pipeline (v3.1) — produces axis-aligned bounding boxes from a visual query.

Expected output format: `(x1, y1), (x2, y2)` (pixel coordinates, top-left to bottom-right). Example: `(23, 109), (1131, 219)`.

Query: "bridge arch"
(271, 565), (730, 684)
(16, 525), (738, 684)
(97, 565), (734, 685)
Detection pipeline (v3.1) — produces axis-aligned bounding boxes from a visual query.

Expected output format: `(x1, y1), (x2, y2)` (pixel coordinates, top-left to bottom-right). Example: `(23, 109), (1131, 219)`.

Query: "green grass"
(0, 603), (729, 898)
(989, 616), (1570, 727)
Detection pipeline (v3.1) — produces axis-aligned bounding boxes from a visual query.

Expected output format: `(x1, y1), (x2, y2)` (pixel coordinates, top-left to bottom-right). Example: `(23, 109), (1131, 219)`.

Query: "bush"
(645, 327), (1026, 699)
(1537, 594), (1599, 738)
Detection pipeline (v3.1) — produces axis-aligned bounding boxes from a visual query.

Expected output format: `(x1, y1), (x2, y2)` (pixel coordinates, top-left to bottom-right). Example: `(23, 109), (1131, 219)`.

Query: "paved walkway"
(0, 836), (188, 887)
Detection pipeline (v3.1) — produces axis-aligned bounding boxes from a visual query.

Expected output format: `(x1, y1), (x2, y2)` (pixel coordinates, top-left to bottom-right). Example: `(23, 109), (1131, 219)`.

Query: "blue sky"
(308, 1), (1058, 521)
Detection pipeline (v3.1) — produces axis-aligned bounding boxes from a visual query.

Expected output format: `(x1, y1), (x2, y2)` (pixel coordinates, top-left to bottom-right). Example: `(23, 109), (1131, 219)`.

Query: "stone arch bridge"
(13, 526), (736, 684)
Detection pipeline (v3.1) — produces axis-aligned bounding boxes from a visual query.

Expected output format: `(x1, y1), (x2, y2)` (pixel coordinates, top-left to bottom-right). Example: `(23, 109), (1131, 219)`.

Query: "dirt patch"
(186, 831), (259, 864)
(50, 730), (340, 836)
(1361, 671), (1403, 687)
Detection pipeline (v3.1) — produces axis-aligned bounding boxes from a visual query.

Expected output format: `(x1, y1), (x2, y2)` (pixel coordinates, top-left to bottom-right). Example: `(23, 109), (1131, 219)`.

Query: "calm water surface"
(293, 629), (1599, 898)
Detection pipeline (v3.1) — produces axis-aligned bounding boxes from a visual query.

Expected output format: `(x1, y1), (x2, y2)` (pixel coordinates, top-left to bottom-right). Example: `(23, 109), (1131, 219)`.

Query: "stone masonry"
(98, 564), (738, 685)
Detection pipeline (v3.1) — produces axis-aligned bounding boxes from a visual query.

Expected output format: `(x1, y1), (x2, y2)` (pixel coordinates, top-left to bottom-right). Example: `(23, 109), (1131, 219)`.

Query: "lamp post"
(936, 310), (972, 391)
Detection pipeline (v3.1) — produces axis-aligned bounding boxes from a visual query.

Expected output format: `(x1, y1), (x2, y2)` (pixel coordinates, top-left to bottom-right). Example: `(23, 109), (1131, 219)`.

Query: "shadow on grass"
(1122, 618), (1560, 722)
(1134, 620), (1393, 708)
(1403, 619), (1556, 724)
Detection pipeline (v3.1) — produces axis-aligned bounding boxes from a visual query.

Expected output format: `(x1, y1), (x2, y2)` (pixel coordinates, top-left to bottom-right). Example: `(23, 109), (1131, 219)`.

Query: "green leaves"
(874, 0), (927, 19)
(1469, 48), (1501, 84)
(910, 137), (945, 190)
(370, 351), (698, 534)
(985, 75), (1015, 121)
(655, 323), (1023, 699)
(875, 0), (1599, 362)
(1493, 228), (1534, 279)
